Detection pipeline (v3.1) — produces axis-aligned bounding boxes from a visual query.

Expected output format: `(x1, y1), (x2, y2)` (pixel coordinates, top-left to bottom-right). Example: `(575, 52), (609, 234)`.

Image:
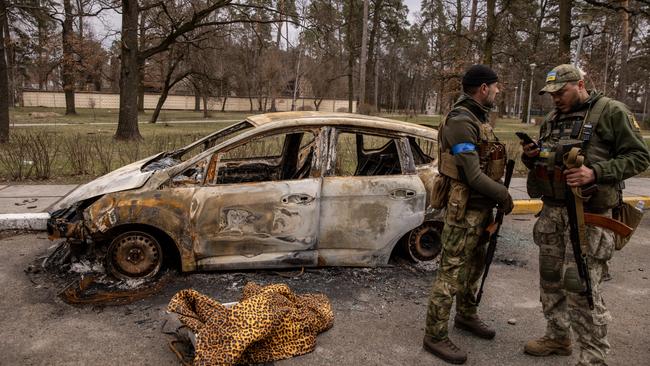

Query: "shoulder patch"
(628, 113), (641, 132)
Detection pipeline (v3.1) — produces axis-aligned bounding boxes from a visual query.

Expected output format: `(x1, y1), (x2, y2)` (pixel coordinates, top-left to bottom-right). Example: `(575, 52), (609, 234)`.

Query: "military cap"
(539, 64), (584, 95)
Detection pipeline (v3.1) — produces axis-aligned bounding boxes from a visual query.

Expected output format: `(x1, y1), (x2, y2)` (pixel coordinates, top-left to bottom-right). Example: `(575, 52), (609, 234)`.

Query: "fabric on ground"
(167, 282), (334, 366)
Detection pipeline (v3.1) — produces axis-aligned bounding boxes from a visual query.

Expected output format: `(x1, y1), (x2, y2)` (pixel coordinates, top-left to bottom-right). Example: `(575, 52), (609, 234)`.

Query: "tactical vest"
(438, 106), (507, 183)
(527, 96), (620, 212)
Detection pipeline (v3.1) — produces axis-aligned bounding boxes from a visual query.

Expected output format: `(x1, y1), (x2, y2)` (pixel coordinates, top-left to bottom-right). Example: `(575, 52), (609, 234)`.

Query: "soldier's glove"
(498, 193), (514, 215)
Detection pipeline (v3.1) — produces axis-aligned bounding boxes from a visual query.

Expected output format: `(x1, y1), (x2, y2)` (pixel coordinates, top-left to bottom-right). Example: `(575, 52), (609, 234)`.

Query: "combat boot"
(423, 336), (467, 364)
(524, 336), (572, 356)
(454, 315), (496, 340)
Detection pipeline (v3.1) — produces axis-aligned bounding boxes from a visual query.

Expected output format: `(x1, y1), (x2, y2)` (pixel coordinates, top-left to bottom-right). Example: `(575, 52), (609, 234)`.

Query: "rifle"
(475, 159), (515, 305)
(584, 213), (633, 238)
(563, 147), (595, 310)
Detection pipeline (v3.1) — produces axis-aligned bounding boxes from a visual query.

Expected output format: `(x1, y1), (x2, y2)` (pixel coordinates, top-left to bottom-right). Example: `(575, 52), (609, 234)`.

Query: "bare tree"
(558, 0), (572, 63)
(1, 0), (9, 143)
(61, 0), (76, 114)
(358, 0), (368, 110)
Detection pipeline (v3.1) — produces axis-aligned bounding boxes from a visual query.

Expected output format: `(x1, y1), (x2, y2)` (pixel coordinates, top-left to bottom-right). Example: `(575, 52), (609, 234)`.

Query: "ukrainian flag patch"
(546, 71), (557, 82)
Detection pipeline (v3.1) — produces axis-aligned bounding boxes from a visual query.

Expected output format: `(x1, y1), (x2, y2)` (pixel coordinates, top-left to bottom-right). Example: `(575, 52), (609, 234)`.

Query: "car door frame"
(186, 126), (326, 271)
(317, 126), (426, 266)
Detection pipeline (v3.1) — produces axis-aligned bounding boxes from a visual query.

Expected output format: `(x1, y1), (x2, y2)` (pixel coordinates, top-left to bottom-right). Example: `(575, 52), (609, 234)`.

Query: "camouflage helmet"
(539, 64), (584, 95)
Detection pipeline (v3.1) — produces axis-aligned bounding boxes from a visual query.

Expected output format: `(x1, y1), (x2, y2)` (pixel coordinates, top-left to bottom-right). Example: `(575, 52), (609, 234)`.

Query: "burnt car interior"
(169, 127), (436, 187)
(353, 134), (401, 176)
(335, 131), (404, 176)
(408, 136), (435, 166)
(214, 131), (317, 184)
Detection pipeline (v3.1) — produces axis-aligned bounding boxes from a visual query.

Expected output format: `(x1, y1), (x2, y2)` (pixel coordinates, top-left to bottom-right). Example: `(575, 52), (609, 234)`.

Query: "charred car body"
(48, 112), (443, 280)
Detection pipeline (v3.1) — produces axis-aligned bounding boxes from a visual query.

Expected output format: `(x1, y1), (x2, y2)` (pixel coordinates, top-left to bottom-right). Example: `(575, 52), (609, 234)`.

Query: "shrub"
(0, 133), (34, 180)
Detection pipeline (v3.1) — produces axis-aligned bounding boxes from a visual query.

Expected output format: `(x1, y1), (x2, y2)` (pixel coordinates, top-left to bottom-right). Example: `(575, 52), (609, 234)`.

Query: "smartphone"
(516, 132), (538, 148)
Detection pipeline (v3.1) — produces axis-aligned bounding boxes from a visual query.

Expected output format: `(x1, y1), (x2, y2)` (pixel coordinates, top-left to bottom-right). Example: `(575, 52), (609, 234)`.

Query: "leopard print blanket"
(167, 282), (334, 365)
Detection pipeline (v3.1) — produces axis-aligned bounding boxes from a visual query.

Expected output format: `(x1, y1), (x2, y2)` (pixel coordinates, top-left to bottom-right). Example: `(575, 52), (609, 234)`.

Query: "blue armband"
(451, 142), (476, 155)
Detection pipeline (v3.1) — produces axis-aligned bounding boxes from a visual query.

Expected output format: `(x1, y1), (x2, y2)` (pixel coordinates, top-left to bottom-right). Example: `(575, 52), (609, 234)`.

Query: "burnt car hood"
(51, 156), (159, 212)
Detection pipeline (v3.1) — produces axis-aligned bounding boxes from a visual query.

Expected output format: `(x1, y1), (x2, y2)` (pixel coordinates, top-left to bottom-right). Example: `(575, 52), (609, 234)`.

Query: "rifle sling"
(563, 148), (590, 255)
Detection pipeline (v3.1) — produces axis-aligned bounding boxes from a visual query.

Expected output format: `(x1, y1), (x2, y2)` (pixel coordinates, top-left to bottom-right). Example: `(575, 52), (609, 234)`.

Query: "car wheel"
(106, 230), (163, 281)
(403, 222), (443, 262)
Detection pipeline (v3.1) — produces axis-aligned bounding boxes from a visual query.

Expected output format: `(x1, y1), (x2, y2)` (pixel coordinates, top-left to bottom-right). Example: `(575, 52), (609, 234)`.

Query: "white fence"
(22, 91), (355, 113)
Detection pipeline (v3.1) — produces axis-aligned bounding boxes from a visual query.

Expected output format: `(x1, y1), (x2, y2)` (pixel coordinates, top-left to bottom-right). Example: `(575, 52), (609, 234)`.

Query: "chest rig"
(438, 106), (507, 183)
(528, 96), (620, 211)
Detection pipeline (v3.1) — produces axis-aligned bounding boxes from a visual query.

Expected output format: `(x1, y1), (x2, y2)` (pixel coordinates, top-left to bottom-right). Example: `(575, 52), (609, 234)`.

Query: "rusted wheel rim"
(408, 223), (442, 262)
(108, 231), (161, 280)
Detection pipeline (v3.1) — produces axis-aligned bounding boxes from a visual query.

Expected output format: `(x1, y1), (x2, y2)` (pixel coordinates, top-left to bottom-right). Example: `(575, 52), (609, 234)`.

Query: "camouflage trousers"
(534, 204), (615, 366)
(425, 207), (492, 340)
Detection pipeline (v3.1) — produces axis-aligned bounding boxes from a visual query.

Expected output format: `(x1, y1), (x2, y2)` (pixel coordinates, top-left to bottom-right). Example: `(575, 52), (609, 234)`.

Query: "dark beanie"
(462, 64), (498, 86)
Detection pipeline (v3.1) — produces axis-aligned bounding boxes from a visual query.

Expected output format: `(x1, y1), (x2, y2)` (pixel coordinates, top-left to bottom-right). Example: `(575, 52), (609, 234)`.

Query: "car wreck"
(47, 112), (444, 281)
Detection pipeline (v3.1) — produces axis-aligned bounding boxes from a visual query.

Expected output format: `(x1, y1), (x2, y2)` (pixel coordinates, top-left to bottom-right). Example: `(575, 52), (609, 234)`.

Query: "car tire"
(105, 230), (163, 281)
(402, 221), (443, 262)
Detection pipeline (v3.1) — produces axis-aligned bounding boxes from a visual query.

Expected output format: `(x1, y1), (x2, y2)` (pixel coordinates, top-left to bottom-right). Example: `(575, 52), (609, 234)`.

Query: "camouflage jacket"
(439, 94), (509, 209)
(523, 91), (650, 210)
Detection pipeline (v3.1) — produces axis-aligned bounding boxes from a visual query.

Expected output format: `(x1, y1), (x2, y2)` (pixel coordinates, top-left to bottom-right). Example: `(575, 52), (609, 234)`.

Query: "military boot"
(524, 336), (572, 356)
(454, 315), (496, 340)
(423, 336), (467, 364)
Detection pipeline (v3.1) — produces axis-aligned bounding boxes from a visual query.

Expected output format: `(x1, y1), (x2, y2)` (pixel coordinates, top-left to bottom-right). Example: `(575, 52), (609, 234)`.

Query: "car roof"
(245, 111), (437, 139)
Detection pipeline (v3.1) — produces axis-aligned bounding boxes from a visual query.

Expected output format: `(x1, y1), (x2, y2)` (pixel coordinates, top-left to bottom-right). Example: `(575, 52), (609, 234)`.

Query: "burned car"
(48, 112), (443, 280)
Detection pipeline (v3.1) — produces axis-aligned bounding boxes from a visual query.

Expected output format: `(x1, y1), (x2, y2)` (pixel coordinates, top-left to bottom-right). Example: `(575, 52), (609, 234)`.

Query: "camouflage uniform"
(425, 94), (511, 341)
(533, 205), (613, 365)
(425, 205), (492, 339)
(525, 65), (650, 365)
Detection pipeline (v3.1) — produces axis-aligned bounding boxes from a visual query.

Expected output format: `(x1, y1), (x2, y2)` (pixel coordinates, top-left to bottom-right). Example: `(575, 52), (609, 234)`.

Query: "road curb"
(512, 196), (650, 215)
(0, 213), (50, 231)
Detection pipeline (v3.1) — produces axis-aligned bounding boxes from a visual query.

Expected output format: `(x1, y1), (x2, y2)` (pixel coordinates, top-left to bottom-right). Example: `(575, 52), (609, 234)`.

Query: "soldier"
(521, 64), (650, 365)
(423, 64), (514, 364)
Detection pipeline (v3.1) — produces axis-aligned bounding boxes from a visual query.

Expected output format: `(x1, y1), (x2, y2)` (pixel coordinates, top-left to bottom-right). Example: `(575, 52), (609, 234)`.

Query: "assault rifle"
(475, 159), (515, 305)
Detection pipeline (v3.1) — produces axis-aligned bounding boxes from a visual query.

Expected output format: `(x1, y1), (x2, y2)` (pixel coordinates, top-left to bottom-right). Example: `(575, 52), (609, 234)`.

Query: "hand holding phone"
(516, 132), (538, 149)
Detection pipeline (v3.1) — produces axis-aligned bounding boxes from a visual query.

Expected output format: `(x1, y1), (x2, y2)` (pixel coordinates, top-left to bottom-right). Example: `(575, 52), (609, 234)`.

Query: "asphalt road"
(0, 214), (648, 365)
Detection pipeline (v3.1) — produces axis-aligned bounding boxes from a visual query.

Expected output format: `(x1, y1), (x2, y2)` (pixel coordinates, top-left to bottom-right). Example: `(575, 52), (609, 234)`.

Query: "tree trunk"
(203, 96), (210, 118)
(366, 0), (383, 108)
(115, 0), (142, 140)
(483, 0), (496, 65)
(469, 0), (478, 34)
(62, 0), (77, 115)
(137, 11), (146, 112)
(76, 0), (83, 38)
(617, 0), (630, 101)
(4, 15), (14, 108)
(347, 0), (354, 113)
(374, 56), (379, 111)
(558, 0), (572, 63)
(150, 88), (169, 123)
(358, 0), (369, 109)
(195, 94), (201, 111)
(314, 98), (322, 111)
(221, 96), (227, 112)
(0, 0), (10, 143)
